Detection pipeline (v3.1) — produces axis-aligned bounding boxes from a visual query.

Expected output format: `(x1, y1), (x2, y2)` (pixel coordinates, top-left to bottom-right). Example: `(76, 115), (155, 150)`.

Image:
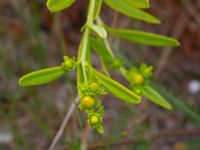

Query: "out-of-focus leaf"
(150, 82), (200, 123)
(89, 66), (141, 104)
(19, 66), (66, 87)
(90, 38), (112, 61)
(104, 0), (160, 24)
(142, 85), (172, 109)
(47, 0), (76, 12)
(107, 27), (180, 47)
(90, 38), (112, 75)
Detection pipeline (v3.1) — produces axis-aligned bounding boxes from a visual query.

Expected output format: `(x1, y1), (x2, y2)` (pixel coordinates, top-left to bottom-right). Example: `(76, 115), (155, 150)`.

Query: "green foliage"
(124, 0), (150, 9)
(107, 27), (180, 47)
(93, 0), (103, 19)
(19, 56), (77, 87)
(18, 0), (180, 133)
(142, 85), (172, 109)
(19, 66), (66, 87)
(89, 65), (141, 104)
(90, 38), (112, 61)
(47, 0), (76, 12)
(104, 0), (160, 24)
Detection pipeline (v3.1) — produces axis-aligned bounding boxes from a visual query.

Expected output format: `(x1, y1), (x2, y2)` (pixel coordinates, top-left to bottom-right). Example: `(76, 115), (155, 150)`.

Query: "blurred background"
(0, 0), (200, 150)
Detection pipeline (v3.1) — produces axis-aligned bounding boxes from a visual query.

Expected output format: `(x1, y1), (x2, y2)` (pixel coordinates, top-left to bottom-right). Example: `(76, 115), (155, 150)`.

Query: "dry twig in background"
(48, 96), (79, 150)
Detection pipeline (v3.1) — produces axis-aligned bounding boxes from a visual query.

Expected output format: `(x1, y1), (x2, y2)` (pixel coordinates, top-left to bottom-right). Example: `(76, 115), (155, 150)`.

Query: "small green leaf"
(47, 0), (76, 12)
(94, 0), (103, 20)
(89, 66), (141, 104)
(90, 38), (112, 61)
(19, 66), (66, 87)
(100, 57), (110, 76)
(89, 24), (107, 38)
(142, 85), (172, 109)
(96, 125), (104, 134)
(104, 0), (160, 24)
(124, 0), (150, 9)
(107, 27), (180, 47)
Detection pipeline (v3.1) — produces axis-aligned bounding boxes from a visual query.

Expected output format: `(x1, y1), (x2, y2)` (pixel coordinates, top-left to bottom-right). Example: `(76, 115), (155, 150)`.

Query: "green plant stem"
(80, 28), (90, 62)
(86, 0), (95, 24)
(97, 17), (130, 80)
(77, 0), (96, 94)
(80, 28), (90, 82)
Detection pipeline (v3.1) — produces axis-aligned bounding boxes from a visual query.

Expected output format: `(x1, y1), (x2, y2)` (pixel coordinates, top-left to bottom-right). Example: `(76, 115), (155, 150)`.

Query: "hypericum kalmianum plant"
(18, 0), (179, 133)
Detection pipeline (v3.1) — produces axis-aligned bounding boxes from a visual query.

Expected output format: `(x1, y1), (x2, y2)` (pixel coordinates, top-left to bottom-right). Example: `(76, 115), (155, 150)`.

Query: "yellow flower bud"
(133, 74), (144, 85)
(89, 114), (100, 125)
(81, 96), (96, 109)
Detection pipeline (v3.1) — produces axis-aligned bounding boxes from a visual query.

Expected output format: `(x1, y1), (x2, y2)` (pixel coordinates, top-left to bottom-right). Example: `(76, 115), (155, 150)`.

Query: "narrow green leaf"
(47, 0), (76, 12)
(90, 38), (112, 61)
(124, 0), (150, 9)
(107, 27), (180, 47)
(94, 0), (103, 20)
(142, 85), (172, 109)
(90, 38), (111, 76)
(100, 57), (111, 76)
(104, 0), (160, 24)
(89, 66), (141, 104)
(86, 37), (92, 65)
(19, 66), (66, 87)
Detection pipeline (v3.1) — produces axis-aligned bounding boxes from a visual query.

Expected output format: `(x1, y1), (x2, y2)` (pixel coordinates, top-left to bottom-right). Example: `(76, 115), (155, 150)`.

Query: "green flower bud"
(64, 60), (74, 70)
(110, 58), (123, 70)
(89, 82), (99, 92)
(90, 115), (100, 125)
(140, 64), (153, 78)
(88, 113), (102, 127)
(61, 56), (77, 71)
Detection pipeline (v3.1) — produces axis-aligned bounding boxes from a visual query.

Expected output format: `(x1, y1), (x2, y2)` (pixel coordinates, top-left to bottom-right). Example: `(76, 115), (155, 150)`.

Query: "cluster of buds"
(61, 56), (78, 71)
(87, 108), (103, 132)
(79, 79), (105, 133)
(128, 64), (153, 95)
(79, 79), (106, 96)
